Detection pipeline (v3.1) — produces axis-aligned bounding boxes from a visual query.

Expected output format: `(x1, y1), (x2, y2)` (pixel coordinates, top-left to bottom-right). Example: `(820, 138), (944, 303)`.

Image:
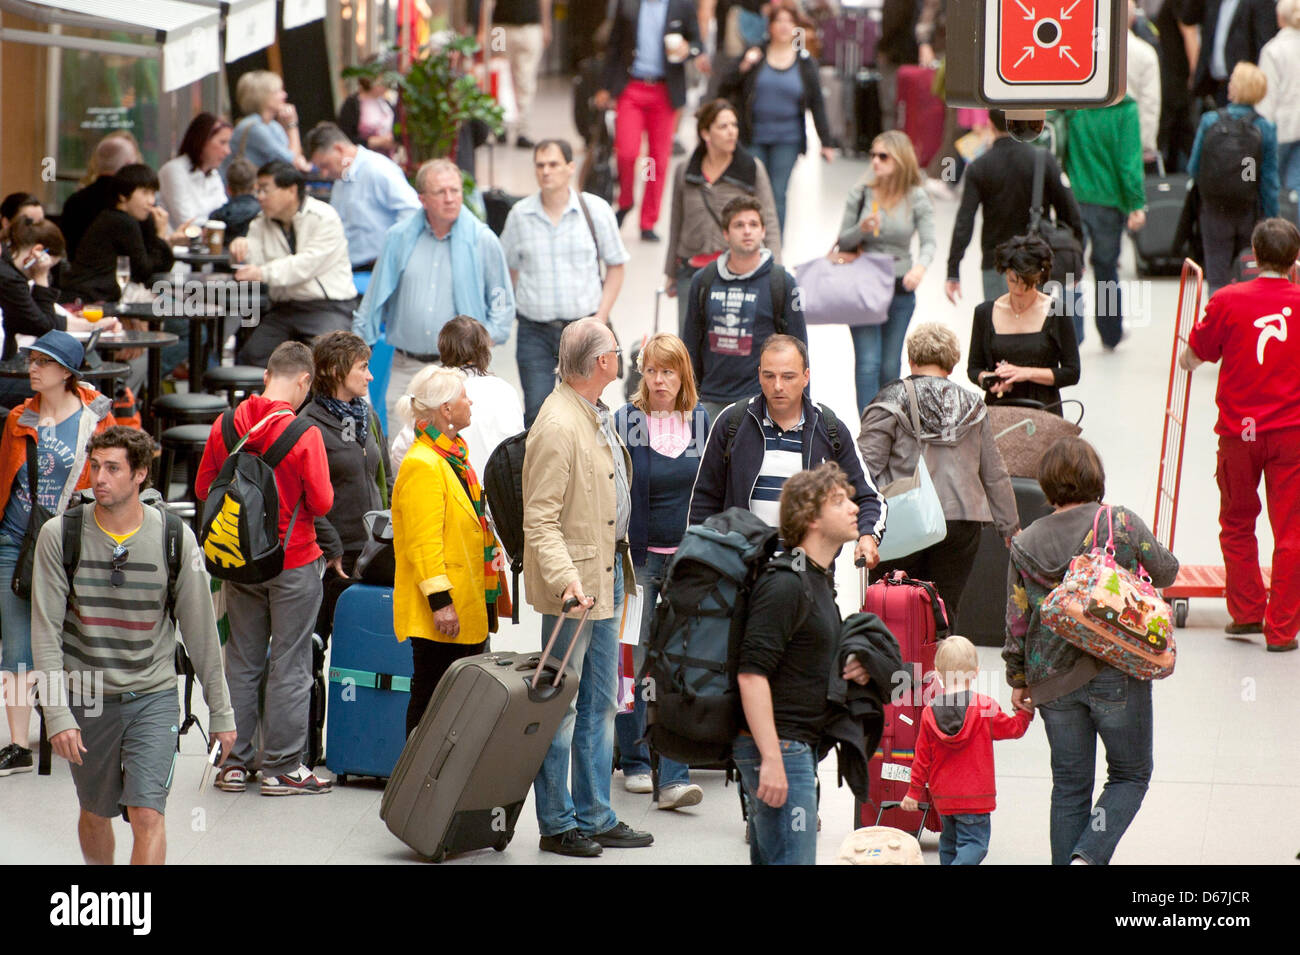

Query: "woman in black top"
(60, 164), (178, 304)
(0, 217), (65, 361)
(967, 234), (1080, 413)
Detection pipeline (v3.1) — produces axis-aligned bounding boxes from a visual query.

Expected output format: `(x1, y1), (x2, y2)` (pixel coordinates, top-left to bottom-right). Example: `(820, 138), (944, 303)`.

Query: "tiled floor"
(2, 80), (1295, 865)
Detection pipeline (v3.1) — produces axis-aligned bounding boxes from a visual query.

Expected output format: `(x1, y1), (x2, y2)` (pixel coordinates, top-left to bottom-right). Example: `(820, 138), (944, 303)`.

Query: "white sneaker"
(623, 773), (653, 794)
(657, 783), (704, 810)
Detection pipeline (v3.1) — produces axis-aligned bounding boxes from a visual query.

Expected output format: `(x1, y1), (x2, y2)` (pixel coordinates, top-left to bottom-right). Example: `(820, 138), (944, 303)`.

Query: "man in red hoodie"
(196, 341), (335, 794)
(901, 635), (1033, 865)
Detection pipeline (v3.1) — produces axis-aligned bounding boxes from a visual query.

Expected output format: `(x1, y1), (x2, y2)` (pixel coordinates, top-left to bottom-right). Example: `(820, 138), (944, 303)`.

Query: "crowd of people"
(0, 0), (1296, 868)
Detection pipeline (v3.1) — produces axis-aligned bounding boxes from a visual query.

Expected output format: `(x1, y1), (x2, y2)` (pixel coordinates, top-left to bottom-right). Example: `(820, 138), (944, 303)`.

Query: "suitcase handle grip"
(874, 799), (931, 840)
(531, 597), (593, 690)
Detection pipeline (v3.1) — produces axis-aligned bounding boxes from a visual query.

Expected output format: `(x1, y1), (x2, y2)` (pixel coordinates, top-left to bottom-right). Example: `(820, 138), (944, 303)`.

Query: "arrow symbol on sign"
(1015, 45), (1036, 68)
(1060, 0), (1080, 19)
(1059, 45), (1079, 67)
(1015, 0), (1037, 18)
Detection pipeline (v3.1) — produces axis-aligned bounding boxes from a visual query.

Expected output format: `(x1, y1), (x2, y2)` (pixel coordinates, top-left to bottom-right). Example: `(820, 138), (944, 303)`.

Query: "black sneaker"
(587, 821), (654, 848)
(539, 828), (603, 857)
(1225, 621), (1264, 635)
(640, 229), (660, 242)
(516, 135), (536, 149)
(615, 207), (632, 228)
(0, 744), (33, 776)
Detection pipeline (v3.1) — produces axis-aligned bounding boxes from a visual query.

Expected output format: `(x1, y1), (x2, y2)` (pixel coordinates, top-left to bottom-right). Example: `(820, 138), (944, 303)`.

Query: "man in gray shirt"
(32, 427), (235, 865)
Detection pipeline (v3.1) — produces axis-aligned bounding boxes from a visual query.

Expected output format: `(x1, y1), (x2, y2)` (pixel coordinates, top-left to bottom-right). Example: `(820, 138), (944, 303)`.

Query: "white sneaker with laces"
(657, 783), (704, 810)
(623, 773), (653, 794)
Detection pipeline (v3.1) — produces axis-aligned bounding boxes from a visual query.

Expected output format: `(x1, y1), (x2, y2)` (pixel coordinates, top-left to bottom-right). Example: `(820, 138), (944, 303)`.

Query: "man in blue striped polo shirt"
(688, 334), (887, 564)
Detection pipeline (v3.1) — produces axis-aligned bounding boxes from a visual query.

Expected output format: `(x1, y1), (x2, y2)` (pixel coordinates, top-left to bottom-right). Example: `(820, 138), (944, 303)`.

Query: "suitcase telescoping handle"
(875, 800), (931, 840)
(855, 556), (868, 606)
(531, 596), (594, 690)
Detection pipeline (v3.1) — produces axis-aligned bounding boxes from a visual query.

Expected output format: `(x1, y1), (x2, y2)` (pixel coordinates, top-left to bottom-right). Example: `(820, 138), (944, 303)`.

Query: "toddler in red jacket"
(900, 636), (1033, 865)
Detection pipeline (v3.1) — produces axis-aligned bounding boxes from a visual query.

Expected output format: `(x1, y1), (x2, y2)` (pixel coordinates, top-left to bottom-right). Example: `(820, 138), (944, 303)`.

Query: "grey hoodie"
(857, 375), (1019, 535)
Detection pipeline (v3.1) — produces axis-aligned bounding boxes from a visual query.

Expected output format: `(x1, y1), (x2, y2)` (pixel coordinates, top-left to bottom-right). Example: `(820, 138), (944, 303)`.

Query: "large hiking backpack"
(639, 507), (782, 765)
(1197, 112), (1263, 213)
(482, 430), (528, 624)
(199, 409), (312, 584)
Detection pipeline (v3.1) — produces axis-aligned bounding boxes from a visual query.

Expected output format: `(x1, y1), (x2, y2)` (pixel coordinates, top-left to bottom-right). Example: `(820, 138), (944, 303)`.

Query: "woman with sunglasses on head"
(967, 234), (1081, 416)
(837, 130), (936, 416)
(0, 330), (117, 777)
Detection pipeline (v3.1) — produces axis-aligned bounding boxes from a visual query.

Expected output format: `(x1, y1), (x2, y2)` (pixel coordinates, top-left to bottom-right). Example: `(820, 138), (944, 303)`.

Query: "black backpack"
(1197, 112), (1263, 212)
(199, 409), (312, 584)
(638, 508), (792, 765)
(482, 430), (528, 624)
(59, 501), (203, 745)
(720, 399), (843, 467)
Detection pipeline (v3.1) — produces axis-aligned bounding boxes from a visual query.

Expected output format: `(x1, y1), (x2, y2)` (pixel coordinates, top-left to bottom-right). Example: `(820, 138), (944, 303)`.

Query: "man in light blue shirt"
(501, 138), (630, 424)
(305, 123), (421, 270)
(353, 159), (514, 422)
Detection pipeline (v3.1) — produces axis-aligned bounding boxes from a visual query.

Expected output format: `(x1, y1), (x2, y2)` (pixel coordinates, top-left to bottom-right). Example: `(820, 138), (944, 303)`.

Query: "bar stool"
(204, 365), (265, 405)
(158, 424), (212, 505)
(152, 392), (227, 429)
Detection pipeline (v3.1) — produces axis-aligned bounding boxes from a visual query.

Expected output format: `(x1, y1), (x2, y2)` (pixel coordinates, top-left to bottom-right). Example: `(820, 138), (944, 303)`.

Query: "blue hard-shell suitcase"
(326, 584), (412, 782)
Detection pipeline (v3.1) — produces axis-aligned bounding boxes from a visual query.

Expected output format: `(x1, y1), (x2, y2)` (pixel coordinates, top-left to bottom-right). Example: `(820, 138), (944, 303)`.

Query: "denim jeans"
(534, 561), (624, 837)
(849, 278), (916, 415)
(1281, 141), (1300, 199)
(939, 812), (991, 865)
(614, 552), (690, 787)
(732, 734), (819, 865)
(751, 141), (801, 234)
(516, 316), (568, 428)
(1078, 202), (1125, 348)
(1039, 666), (1153, 865)
(0, 537), (33, 672)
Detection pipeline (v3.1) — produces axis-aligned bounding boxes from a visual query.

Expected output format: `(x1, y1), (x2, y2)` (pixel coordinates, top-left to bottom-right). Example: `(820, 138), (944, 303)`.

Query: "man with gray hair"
(305, 121), (420, 271)
(60, 134), (142, 259)
(521, 318), (652, 858)
(353, 158), (514, 423)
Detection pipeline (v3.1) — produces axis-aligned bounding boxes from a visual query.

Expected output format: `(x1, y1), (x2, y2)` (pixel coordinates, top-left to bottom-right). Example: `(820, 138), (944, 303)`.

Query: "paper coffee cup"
(204, 220), (225, 255)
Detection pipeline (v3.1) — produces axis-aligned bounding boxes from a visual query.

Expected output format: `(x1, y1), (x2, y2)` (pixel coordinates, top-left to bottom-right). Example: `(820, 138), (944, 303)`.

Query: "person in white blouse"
(1257, 0), (1300, 194)
(390, 315), (523, 476)
(159, 113), (233, 232)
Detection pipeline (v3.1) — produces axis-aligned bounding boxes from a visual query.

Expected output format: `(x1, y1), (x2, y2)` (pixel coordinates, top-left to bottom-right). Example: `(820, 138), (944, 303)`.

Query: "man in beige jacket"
(522, 318), (650, 858)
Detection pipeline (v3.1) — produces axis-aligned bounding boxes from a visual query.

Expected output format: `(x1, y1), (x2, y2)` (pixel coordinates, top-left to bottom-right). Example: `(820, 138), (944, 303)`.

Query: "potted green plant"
(343, 34), (504, 188)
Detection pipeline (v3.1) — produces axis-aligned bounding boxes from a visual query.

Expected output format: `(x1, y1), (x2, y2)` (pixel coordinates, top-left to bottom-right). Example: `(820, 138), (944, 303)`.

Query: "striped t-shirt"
(749, 410), (805, 530)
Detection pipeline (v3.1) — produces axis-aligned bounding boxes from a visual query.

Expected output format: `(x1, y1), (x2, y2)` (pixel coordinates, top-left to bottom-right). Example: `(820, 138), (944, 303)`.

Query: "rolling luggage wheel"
(1173, 599), (1188, 628)
(428, 848), (447, 864)
(493, 835), (510, 852)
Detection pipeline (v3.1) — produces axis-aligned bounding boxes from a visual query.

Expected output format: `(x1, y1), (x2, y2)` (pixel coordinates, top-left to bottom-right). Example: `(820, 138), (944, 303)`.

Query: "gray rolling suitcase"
(380, 599), (593, 862)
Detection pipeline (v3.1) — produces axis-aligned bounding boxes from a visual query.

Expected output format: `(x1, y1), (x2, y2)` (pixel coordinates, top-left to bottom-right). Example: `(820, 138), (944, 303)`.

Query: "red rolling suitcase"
(895, 65), (946, 169)
(854, 568), (949, 836)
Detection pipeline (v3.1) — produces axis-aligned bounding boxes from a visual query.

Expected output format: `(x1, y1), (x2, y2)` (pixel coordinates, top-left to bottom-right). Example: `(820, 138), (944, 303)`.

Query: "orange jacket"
(0, 384), (118, 519)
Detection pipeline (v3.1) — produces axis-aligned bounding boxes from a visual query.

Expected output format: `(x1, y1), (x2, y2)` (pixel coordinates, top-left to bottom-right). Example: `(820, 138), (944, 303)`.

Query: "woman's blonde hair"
(906, 322), (961, 372)
(236, 70), (285, 116)
(1229, 61), (1268, 106)
(396, 365), (466, 427)
(866, 130), (923, 200)
(633, 333), (698, 414)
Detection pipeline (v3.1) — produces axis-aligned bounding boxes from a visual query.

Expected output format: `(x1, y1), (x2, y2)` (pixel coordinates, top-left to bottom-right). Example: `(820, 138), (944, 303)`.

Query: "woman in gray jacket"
(306, 330), (394, 637)
(857, 323), (1018, 623)
(663, 99), (782, 331)
(838, 130), (937, 415)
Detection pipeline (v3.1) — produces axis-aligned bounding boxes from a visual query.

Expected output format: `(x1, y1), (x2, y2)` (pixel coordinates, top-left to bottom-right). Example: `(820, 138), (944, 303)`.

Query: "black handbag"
(353, 509), (395, 587)
(12, 438), (54, 599)
(1029, 148), (1086, 288)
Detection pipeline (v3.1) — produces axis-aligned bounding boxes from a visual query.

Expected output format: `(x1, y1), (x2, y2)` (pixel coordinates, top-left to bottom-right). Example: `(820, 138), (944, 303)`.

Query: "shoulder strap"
(695, 261), (720, 330)
(24, 436), (38, 499)
(817, 402), (841, 454)
(769, 266), (787, 334)
(1029, 148), (1046, 233)
(61, 503), (84, 594)
(900, 377), (926, 474)
(723, 401), (744, 465)
(575, 191), (606, 285)
(261, 415), (314, 469)
(220, 409), (238, 453)
(161, 508), (182, 624)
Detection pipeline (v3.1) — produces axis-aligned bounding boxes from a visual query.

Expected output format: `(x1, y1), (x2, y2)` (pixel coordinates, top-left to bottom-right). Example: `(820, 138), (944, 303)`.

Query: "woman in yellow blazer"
(392, 364), (504, 735)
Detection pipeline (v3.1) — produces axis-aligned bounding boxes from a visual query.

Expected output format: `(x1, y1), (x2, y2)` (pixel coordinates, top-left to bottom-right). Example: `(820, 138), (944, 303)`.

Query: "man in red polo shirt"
(1180, 217), (1300, 652)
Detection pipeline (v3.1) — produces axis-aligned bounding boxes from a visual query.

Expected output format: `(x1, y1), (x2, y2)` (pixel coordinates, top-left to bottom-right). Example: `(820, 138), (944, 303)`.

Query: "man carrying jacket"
(230, 161), (358, 367)
(522, 318), (652, 857)
(683, 196), (804, 421)
(196, 341), (336, 795)
(689, 334), (886, 566)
